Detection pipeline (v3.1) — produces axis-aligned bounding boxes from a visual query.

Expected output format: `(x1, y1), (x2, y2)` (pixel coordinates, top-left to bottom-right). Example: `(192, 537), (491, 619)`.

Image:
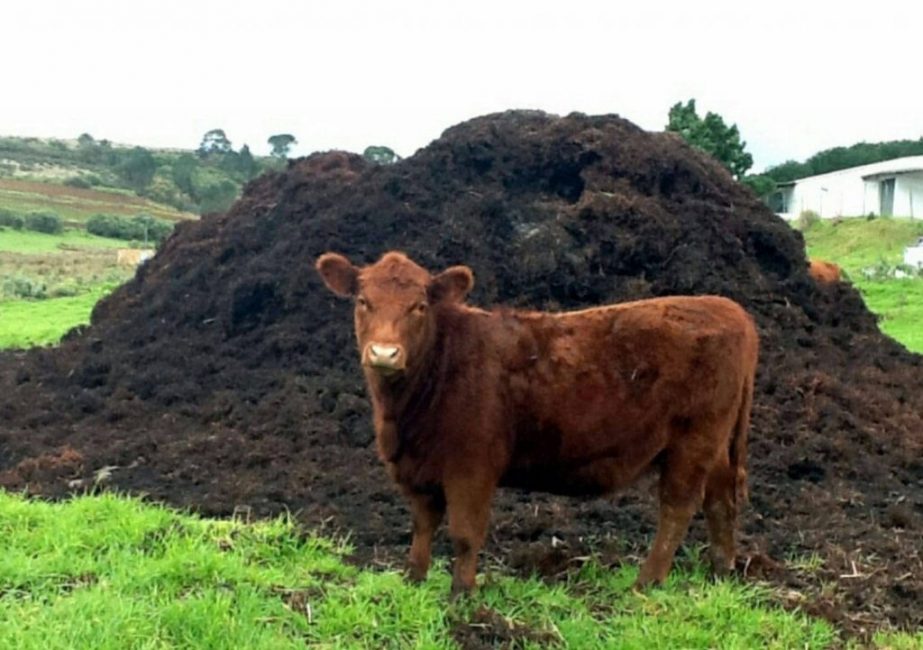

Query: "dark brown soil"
(451, 605), (562, 649)
(1, 111), (921, 638)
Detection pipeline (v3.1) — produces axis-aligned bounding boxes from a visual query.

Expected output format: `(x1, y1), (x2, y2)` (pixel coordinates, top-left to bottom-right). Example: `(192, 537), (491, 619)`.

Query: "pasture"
(802, 217), (923, 352)
(0, 286), (116, 348)
(0, 491), (839, 649)
(0, 229), (126, 254)
(0, 229), (133, 347)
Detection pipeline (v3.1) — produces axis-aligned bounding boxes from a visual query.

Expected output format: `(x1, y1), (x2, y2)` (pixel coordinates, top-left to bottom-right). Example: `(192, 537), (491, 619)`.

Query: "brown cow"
(316, 251), (759, 596)
(808, 259), (842, 284)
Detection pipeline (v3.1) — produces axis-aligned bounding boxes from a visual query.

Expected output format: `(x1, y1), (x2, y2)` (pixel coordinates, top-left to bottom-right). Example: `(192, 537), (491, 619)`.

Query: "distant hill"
(0, 133), (281, 217)
(0, 178), (194, 225)
(765, 138), (923, 183)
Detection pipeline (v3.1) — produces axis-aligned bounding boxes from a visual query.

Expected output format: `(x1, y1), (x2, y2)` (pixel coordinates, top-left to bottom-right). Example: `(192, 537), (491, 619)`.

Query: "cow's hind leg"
(635, 448), (709, 588)
(405, 491), (445, 583)
(703, 461), (738, 577)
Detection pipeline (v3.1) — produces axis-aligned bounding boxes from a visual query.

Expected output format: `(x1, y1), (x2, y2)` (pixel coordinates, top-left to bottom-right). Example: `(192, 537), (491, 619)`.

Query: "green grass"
(0, 283), (117, 347)
(802, 217), (923, 270)
(873, 631), (923, 650)
(802, 217), (923, 353)
(858, 279), (923, 352)
(0, 228), (128, 253)
(0, 491), (839, 649)
(0, 228), (134, 345)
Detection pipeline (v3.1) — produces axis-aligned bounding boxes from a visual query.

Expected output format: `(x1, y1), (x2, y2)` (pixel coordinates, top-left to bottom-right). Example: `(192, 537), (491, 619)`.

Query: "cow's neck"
(368, 332), (447, 462)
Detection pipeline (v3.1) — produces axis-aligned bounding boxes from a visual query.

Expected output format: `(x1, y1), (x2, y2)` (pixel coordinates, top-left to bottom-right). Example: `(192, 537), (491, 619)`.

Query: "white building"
(768, 156), (923, 220)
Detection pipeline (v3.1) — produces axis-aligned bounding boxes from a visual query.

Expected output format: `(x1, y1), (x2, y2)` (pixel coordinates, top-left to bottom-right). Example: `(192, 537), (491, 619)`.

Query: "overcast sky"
(2, 0), (921, 172)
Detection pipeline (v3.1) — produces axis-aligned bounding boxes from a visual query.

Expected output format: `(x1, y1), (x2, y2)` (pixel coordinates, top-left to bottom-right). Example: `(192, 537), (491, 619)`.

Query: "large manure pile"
(1, 111), (920, 633)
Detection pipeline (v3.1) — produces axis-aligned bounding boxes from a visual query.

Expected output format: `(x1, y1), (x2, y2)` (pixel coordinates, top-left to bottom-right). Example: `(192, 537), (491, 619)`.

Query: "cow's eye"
(357, 296), (370, 310)
(413, 302), (428, 314)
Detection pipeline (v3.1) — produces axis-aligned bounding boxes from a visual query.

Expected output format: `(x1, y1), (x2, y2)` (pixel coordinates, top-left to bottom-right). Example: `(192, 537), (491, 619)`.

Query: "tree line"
(0, 130), (403, 216)
(761, 139), (923, 183)
(665, 99), (923, 197)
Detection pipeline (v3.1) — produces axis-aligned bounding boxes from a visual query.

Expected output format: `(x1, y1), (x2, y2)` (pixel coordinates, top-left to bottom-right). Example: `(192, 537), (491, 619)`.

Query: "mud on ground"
(1, 111), (920, 638)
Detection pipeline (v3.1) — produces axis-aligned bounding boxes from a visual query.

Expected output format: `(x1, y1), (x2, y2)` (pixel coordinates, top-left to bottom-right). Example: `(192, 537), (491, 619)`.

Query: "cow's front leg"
(404, 490), (445, 583)
(444, 474), (495, 597)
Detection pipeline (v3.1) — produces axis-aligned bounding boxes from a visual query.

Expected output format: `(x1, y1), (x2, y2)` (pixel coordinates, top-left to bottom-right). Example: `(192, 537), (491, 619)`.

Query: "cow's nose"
(366, 344), (404, 369)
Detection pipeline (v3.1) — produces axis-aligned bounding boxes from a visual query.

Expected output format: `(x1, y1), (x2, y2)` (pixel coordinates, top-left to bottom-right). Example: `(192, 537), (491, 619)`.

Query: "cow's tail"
(730, 373), (754, 505)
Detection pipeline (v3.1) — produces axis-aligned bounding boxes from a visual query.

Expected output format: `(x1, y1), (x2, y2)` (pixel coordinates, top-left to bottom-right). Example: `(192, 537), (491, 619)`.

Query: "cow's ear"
(429, 265), (474, 303)
(316, 253), (359, 297)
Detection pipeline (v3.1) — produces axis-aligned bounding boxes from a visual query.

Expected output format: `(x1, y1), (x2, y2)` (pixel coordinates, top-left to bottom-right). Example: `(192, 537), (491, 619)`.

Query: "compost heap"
(1, 111), (920, 634)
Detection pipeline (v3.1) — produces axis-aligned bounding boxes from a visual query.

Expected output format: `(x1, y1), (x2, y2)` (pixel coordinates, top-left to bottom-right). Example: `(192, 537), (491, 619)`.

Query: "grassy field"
(857, 280), (923, 352)
(0, 491), (843, 650)
(0, 284), (117, 348)
(0, 228), (127, 253)
(801, 217), (923, 270)
(0, 229), (132, 346)
(0, 178), (195, 224)
(801, 217), (923, 353)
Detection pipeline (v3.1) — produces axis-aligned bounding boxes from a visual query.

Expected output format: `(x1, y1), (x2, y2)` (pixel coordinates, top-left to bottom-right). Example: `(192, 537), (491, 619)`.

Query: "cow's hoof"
(405, 564), (428, 584)
(632, 570), (665, 591)
(449, 582), (474, 601)
(709, 560), (734, 580)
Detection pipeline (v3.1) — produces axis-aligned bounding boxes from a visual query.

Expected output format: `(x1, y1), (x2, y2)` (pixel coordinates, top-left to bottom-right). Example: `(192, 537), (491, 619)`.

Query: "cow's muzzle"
(364, 343), (405, 375)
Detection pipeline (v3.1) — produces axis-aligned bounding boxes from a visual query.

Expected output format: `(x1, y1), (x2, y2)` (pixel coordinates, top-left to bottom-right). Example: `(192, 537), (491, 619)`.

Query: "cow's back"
(809, 259), (841, 283)
(493, 296), (758, 494)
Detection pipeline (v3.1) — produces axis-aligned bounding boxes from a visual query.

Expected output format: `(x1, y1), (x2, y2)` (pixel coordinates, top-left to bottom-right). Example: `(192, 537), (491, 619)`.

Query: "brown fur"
(316, 251), (759, 595)
(809, 259), (842, 284)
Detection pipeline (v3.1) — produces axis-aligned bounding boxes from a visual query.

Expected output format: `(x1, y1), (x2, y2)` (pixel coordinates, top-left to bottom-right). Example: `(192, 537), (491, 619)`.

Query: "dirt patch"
(1, 111), (921, 637)
(451, 605), (562, 649)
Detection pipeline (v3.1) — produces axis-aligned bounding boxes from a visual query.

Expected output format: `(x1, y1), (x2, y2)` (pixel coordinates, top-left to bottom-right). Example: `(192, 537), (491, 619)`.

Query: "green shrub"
(197, 178), (239, 213)
(797, 210), (821, 230)
(64, 176), (93, 189)
(2, 275), (47, 299)
(0, 208), (25, 230)
(87, 214), (129, 239)
(24, 210), (63, 234)
(86, 213), (174, 243)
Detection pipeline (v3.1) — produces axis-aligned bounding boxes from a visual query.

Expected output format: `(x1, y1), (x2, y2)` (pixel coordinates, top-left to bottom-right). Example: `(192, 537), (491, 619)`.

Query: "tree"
(218, 150), (242, 174)
(667, 99), (753, 179)
(75, 132), (102, 163)
(267, 134), (297, 159)
(198, 179), (239, 214)
(363, 145), (401, 165)
(198, 129), (232, 157)
(172, 154), (199, 197)
(238, 144), (258, 180)
(764, 137), (923, 183)
(118, 146), (157, 191)
(97, 139), (119, 166)
(740, 174), (776, 197)
(763, 160), (810, 183)
(216, 145), (258, 180)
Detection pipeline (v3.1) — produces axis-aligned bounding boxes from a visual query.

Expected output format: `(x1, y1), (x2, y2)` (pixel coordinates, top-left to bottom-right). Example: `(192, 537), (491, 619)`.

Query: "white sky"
(2, 0), (921, 172)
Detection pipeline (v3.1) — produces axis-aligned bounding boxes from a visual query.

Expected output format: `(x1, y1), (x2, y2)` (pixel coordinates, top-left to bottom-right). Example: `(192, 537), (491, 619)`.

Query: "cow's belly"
(499, 455), (652, 497)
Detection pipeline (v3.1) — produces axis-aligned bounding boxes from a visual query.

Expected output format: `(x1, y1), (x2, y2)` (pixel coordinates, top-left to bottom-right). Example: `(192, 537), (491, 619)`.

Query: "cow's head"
(316, 251), (473, 379)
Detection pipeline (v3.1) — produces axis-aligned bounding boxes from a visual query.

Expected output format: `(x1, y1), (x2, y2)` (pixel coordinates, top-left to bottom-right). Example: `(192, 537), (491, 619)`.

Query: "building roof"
(790, 155), (923, 184)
